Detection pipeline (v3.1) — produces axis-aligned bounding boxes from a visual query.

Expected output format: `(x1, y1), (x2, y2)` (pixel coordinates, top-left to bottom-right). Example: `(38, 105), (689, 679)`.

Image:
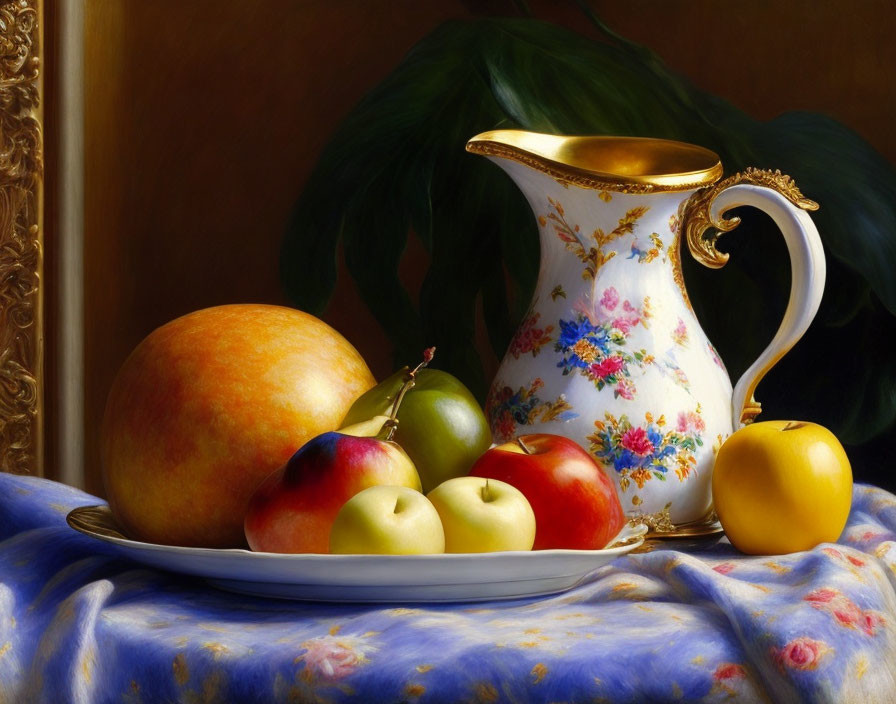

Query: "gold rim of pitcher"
(466, 130), (723, 193)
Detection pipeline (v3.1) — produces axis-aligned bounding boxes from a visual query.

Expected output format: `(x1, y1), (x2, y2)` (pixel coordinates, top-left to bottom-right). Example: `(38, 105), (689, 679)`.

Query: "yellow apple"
(426, 476), (536, 553)
(328, 486), (445, 555)
(101, 304), (375, 548)
(712, 420), (853, 555)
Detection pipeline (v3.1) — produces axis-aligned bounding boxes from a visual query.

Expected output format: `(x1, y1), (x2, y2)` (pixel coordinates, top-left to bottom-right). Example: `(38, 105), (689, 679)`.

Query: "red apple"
(244, 431), (422, 553)
(470, 434), (625, 550)
(101, 304), (375, 548)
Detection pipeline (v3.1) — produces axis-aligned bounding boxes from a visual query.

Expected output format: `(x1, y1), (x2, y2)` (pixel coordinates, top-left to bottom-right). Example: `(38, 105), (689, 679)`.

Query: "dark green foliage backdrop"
(282, 18), (896, 488)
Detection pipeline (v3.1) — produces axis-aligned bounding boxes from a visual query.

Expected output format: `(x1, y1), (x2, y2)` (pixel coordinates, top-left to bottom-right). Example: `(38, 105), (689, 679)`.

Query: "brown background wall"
(72, 0), (895, 496)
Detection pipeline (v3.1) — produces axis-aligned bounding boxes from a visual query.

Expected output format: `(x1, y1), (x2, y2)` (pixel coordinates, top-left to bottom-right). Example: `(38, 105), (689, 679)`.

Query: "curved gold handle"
(680, 168), (825, 427)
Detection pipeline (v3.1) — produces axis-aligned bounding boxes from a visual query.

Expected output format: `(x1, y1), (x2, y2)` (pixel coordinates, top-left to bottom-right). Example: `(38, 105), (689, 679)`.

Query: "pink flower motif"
(676, 411), (706, 434)
(615, 378), (635, 400)
(621, 427), (654, 456)
(804, 588), (882, 636)
(713, 562), (736, 575)
(591, 356), (625, 379)
(822, 547), (843, 560)
(804, 588), (838, 604)
(832, 606), (863, 628)
(713, 663), (746, 680)
(508, 312), (553, 359)
(773, 637), (829, 671)
(612, 317), (632, 334)
(600, 287), (619, 311)
(862, 611), (884, 636)
(847, 555), (866, 567)
(298, 635), (374, 682)
(672, 318), (688, 346)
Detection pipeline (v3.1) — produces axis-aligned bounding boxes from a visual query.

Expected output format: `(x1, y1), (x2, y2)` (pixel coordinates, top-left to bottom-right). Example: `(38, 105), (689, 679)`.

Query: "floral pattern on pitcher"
(708, 341), (727, 371)
(672, 318), (689, 347)
(486, 378), (579, 443)
(657, 356), (691, 392)
(587, 410), (704, 492)
(627, 232), (665, 264)
(553, 288), (653, 399)
(555, 316), (652, 398)
(508, 309), (553, 359)
(540, 198), (650, 280)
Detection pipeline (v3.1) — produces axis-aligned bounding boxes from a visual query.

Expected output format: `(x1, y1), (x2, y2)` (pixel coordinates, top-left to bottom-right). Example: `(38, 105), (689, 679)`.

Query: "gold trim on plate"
(67, 505), (127, 540)
(628, 506), (724, 542)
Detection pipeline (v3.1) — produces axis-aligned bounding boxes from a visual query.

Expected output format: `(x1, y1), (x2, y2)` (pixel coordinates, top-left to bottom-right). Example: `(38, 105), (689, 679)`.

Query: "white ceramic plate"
(66, 505), (647, 603)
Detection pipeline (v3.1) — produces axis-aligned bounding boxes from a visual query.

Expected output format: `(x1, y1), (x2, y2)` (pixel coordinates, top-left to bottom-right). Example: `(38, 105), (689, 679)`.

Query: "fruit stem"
(781, 421), (807, 431)
(481, 479), (494, 503)
(516, 436), (534, 455)
(380, 347), (436, 441)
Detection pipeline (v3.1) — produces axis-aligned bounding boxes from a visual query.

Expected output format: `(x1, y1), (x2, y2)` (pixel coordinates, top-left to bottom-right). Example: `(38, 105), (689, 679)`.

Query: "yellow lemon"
(712, 420), (852, 555)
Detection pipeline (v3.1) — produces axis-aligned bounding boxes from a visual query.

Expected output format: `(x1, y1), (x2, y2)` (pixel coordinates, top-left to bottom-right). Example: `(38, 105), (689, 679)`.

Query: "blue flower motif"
(647, 427), (664, 448)
(587, 414), (704, 491)
(511, 398), (538, 424)
(556, 317), (596, 350)
(615, 449), (639, 471)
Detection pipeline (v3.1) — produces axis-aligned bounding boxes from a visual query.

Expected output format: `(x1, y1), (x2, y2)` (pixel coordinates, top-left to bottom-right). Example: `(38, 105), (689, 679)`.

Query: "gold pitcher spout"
(466, 130), (723, 193)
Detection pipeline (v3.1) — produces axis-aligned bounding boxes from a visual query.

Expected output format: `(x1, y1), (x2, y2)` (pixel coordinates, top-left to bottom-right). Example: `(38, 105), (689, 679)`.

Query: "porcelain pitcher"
(467, 131), (825, 531)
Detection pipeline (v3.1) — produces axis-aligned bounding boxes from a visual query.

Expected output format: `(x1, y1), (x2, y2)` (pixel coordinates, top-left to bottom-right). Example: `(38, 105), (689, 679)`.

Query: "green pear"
(341, 367), (492, 493)
(339, 415), (391, 438)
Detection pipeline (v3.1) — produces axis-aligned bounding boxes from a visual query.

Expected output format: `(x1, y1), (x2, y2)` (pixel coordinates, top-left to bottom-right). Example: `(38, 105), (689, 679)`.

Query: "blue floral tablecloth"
(2, 473), (895, 703)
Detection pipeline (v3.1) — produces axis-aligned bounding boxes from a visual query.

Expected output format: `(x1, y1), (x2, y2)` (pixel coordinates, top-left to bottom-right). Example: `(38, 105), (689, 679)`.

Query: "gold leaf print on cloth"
(405, 683), (426, 698)
(173, 652), (189, 686)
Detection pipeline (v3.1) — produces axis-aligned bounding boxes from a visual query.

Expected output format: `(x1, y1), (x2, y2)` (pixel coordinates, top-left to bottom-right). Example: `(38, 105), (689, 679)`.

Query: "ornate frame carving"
(0, 0), (43, 475)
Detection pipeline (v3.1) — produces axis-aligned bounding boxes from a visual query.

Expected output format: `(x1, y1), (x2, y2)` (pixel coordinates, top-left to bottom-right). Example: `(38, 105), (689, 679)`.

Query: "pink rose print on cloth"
(297, 635), (376, 682)
(712, 562), (736, 575)
(772, 637), (831, 672)
(821, 546), (867, 568)
(804, 588), (885, 636)
(842, 523), (895, 547)
(713, 663), (747, 680)
(710, 663), (750, 698)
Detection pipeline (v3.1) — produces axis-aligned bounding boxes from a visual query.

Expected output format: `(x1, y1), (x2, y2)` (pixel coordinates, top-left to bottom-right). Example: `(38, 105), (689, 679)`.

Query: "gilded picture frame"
(0, 0), (43, 476)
